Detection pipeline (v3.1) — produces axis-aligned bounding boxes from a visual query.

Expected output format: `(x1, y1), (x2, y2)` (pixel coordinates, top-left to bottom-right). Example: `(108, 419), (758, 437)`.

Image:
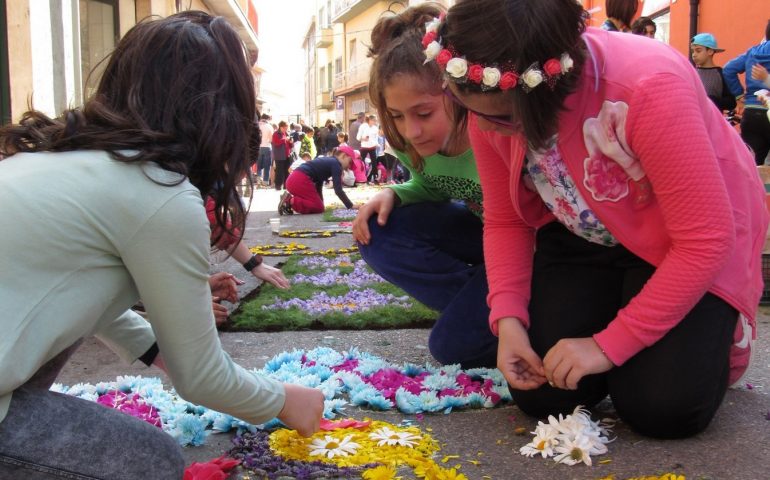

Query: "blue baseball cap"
(691, 33), (724, 52)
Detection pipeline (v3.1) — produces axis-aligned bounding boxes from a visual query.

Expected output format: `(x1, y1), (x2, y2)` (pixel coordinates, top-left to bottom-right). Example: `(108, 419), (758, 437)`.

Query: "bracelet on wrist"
(242, 254), (263, 272)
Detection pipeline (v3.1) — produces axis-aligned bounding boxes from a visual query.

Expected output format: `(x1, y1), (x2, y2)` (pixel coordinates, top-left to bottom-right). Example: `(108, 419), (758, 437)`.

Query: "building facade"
(583, 0), (767, 65)
(1, 0), (262, 124)
(301, 0), (766, 130)
(302, 0), (455, 129)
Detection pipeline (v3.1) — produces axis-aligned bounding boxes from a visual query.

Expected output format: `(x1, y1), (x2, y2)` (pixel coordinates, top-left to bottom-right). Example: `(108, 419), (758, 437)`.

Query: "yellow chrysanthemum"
(362, 465), (399, 480)
(269, 420), (464, 480)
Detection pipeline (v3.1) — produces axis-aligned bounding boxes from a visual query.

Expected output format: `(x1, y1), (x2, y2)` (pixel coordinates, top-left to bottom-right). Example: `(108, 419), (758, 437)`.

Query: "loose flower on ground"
(520, 405), (612, 466)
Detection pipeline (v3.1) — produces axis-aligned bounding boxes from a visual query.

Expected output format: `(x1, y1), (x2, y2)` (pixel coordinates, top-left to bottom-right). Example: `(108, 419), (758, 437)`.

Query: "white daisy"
(369, 427), (421, 448)
(308, 434), (361, 458)
(519, 422), (560, 458)
(553, 434), (594, 466)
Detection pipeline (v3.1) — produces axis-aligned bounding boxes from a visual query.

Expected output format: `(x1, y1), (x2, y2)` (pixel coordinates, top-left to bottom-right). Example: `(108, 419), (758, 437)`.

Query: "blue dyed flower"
(170, 413), (210, 446)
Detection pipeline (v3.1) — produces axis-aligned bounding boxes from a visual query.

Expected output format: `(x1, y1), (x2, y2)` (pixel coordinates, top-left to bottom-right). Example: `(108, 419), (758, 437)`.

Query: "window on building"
(79, 0), (119, 98)
(651, 8), (671, 44)
(319, 7), (325, 28)
(327, 0), (332, 26)
(327, 62), (332, 92)
(0, 0), (11, 124)
(320, 66), (326, 92)
(335, 57), (342, 74)
(349, 38), (356, 67)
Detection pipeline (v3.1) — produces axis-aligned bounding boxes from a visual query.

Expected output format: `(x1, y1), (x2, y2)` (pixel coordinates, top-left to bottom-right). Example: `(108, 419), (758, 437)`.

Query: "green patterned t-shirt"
(389, 148), (483, 218)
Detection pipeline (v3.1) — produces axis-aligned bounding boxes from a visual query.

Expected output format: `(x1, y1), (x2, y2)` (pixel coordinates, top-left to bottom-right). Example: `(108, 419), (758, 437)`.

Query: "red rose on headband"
(499, 71), (519, 90)
(543, 58), (562, 77)
(421, 31), (437, 48)
(436, 49), (453, 67)
(467, 64), (484, 84)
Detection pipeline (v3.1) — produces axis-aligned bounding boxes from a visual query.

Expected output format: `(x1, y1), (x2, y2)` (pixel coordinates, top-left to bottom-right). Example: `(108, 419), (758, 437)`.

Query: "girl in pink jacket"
(427, 0), (769, 438)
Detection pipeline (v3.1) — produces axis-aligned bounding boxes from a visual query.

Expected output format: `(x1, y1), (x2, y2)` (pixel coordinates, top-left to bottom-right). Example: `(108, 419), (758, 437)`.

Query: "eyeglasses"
(442, 87), (519, 130)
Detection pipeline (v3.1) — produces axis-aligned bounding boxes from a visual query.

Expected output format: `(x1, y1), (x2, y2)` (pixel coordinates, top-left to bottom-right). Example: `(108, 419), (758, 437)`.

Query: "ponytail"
(368, 3), (451, 172)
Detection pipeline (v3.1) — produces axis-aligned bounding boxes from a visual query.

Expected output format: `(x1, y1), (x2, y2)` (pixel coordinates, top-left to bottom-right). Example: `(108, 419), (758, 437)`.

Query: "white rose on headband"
(482, 67), (501, 88)
(446, 57), (468, 78)
(424, 41), (442, 62)
(522, 68), (544, 89)
(560, 53), (574, 74)
(425, 18), (441, 34)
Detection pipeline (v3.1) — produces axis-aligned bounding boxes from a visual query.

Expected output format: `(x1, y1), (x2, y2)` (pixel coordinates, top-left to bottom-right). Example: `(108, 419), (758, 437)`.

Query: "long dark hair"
(606, 0), (638, 30)
(0, 11), (256, 241)
(443, 0), (586, 150)
(368, 3), (452, 171)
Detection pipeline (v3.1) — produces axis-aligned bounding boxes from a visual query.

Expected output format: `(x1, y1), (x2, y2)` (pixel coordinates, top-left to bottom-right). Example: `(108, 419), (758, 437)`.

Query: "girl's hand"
(278, 384), (324, 437)
(212, 298), (229, 325)
(543, 338), (614, 390)
(251, 263), (290, 289)
(209, 272), (239, 303)
(497, 317), (547, 390)
(352, 189), (397, 245)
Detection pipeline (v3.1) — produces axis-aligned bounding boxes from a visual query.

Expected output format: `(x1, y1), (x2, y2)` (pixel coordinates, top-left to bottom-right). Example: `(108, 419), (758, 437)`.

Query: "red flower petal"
(543, 58), (562, 76)
(436, 49), (453, 67)
(421, 31), (437, 48)
(319, 418), (373, 431)
(467, 64), (484, 84)
(499, 72), (519, 90)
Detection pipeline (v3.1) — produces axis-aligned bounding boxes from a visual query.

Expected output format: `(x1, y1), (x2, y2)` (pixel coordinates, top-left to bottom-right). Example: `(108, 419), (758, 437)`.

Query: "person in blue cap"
(724, 20), (770, 165)
(691, 33), (736, 112)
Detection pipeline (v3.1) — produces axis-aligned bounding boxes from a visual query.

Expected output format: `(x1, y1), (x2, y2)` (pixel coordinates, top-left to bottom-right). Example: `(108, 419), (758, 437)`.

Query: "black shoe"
(278, 191), (293, 215)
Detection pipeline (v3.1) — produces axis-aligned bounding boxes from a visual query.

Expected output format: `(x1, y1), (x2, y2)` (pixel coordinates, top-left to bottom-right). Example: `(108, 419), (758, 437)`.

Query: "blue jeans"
(257, 147), (272, 182)
(0, 341), (185, 479)
(358, 202), (496, 368)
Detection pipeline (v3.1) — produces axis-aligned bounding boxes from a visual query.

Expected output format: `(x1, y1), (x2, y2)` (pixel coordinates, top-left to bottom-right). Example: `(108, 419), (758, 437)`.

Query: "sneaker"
(278, 191), (293, 215)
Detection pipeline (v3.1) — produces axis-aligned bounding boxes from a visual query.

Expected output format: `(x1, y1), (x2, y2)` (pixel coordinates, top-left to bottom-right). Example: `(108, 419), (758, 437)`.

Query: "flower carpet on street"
(249, 242), (358, 257)
(52, 347), (510, 448)
(278, 228), (352, 238)
(519, 405), (613, 466)
(258, 347), (510, 417)
(232, 254), (437, 331)
(228, 418), (470, 479)
(323, 205), (359, 222)
(51, 376), (254, 447)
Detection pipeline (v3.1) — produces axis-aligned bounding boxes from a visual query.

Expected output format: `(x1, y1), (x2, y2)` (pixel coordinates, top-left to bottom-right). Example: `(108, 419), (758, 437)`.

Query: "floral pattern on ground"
(53, 348), (510, 448)
(291, 260), (385, 288)
(233, 254), (438, 331)
(51, 376), (254, 446)
(279, 229), (352, 238)
(249, 243), (358, 256)
(263, 420), (471, 479)
(261, 289), (411, 316)
(323, 205), (359, 222)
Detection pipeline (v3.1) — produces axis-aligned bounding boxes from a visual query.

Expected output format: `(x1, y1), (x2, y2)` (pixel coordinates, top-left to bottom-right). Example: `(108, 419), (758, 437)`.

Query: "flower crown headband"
(421, 16), (574, 92)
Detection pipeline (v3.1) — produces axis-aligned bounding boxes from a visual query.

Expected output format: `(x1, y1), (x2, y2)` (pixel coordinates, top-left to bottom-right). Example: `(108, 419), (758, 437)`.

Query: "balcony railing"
(331, 0), (379, 23)
(333, 60), (372, 92)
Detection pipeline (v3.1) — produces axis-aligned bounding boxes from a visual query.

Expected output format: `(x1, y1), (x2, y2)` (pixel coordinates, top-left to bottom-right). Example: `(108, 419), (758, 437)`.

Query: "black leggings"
(361, 148), (379, 182)
(273, 158), (291, 190)
(512, 222), (737, 439)
(740, 108), (770, 165)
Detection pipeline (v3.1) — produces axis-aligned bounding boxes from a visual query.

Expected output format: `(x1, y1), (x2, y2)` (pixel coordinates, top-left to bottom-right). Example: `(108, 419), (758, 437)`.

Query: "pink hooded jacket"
(471, 28), (769, 384)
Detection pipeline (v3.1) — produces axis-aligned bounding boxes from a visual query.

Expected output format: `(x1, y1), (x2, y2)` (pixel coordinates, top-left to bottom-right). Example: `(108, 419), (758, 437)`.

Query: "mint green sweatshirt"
(0, 151), (285, 424)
